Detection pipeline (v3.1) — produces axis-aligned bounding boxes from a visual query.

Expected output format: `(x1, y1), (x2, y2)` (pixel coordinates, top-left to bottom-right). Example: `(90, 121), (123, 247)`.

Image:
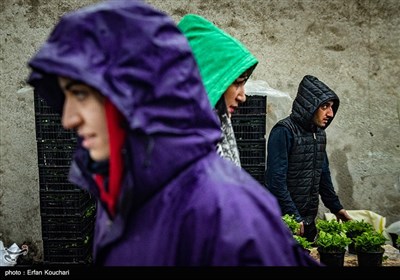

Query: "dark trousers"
(304, 221), (317, 243)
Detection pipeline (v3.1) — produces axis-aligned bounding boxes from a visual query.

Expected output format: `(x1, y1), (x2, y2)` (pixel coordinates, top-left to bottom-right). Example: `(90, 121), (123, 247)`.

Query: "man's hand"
(335, 209), (352, 222)
(298, 221), (305, 236)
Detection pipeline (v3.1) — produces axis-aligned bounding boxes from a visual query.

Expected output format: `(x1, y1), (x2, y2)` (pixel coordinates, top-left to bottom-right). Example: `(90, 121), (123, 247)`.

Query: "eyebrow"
(64, 80), (85, 91)
(239, 72), (250, 79)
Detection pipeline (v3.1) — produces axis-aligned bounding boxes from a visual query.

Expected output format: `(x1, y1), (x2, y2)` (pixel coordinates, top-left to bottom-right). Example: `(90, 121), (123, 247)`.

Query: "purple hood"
(28, 1), (221, 205)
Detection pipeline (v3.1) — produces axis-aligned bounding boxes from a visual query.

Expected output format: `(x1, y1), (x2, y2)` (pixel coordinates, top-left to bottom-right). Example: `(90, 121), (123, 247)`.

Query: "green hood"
(178, 14), (258, 108)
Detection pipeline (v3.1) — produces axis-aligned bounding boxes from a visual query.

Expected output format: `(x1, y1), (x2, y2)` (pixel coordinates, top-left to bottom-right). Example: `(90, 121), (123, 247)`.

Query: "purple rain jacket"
(27, 1), (319, 266)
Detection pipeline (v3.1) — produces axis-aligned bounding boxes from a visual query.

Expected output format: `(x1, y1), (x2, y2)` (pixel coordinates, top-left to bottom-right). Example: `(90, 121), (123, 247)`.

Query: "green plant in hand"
(354, 230), (387, 253)
(282, 214), (313, 250)
(282, 214), (300, 235)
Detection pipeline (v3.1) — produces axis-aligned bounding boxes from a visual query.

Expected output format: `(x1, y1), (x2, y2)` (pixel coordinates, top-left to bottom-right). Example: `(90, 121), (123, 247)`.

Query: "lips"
(80, 134), (96, 150)
(81, 138), (91, 149)
(229, 106), (237, 114)
(321, 119), (329, 126)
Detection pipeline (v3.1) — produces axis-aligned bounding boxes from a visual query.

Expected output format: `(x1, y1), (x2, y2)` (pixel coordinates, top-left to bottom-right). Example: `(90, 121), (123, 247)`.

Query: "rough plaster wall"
(0, 0), (103, 261)
(0, 0), (399, 259)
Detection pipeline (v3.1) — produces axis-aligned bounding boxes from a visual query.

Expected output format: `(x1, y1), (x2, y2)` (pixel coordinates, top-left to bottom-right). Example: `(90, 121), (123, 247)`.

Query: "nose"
(61, 98), (80, 130)
(326, 107), (334, 117)
(237, 87), (246, 103)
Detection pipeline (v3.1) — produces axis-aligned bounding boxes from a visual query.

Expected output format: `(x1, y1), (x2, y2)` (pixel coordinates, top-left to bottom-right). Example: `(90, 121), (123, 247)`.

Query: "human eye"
(70, 86), (90, 101)
(233, 77), (247, 86)
(320, 104), (329, 110)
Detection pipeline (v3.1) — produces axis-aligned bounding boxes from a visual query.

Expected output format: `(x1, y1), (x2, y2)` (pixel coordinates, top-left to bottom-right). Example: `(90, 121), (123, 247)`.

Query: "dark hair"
(214, 95), (228, 118)
(214, 64), (256, 118)
(241, 64), (257, 79)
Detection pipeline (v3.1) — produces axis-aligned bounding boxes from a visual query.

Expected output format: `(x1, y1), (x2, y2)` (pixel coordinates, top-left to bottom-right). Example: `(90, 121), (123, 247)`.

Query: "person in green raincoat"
(178, 14), (258, 167)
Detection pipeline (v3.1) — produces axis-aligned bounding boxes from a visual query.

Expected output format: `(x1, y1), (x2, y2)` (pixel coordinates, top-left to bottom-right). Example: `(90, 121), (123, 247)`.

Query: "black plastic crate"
(35, 114), (77, 141)
(237, 140), (265, 152)
(38, 166), (80, 192)
(40, 190), (94, 216)
(232, 116), (266, 141)
(42, 239), (92, 265)
(34, 92), (95, 265)
(41, 214), (95, 240)
(34, 93), (58, 115)
(237, 140), (265, 165)
(33, 92), (76, 140)
(235, 96), (267, 115)
(37, 142), (76, 167)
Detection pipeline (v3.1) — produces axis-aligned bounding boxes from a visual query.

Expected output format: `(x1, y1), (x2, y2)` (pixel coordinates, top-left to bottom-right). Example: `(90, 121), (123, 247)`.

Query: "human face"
(313, 101), (334, 128)
(58, 77), (110, 161)
(223, 75), (249, 118)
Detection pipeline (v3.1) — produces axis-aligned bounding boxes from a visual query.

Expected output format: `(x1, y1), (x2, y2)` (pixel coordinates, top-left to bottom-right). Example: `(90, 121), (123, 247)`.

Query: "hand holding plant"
(282, 214), (301, 235)
(282, 214), (311, 250)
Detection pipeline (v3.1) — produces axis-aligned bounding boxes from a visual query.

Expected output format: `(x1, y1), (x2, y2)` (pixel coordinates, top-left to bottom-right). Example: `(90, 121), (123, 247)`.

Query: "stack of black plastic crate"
(34, 93), (96, 265)
(232, 95), (267, 185)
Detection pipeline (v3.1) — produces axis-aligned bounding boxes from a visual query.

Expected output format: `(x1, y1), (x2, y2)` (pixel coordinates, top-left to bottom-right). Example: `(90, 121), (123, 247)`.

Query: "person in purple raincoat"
(27, 1), (319, 266)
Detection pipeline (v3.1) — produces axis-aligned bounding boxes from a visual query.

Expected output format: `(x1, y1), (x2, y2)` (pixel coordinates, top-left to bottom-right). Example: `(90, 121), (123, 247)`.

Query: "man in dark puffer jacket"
(265, 75), (352, 242)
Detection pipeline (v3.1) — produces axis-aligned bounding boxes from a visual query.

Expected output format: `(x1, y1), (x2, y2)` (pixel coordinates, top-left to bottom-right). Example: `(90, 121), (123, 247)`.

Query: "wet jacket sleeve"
(265, 126), (302, 222)
(319, 153), (343, 214)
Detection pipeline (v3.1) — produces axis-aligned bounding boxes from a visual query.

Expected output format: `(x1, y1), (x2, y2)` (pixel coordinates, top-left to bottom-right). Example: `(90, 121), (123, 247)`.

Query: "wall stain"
(331, 145), (358, 209)
(325, 44), (346, 52)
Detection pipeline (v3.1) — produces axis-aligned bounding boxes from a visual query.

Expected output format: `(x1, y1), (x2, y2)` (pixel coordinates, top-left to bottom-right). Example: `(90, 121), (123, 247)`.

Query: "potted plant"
(354, 230), (388, 267)
(315, 231), (352, 253)
(315, 219), (351, 267)
(343, 220), (374, 254)
(316, 219), (345, 234)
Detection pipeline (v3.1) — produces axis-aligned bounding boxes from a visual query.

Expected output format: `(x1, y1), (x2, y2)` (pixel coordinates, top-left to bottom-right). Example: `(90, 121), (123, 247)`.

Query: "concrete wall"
(1, 0), (399, 261)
